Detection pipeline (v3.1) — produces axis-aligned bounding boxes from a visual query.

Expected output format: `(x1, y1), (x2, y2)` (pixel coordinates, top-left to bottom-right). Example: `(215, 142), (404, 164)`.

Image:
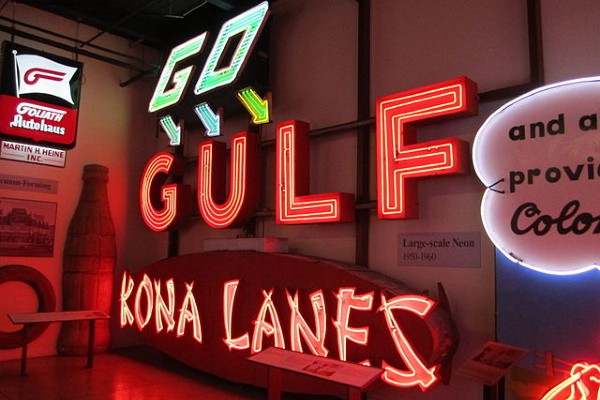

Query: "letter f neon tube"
(376, 77), (477, 219)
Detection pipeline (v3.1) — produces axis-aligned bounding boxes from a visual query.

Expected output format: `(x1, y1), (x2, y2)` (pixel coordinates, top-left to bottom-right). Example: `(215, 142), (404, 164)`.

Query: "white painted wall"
(0, 4), (164, 360)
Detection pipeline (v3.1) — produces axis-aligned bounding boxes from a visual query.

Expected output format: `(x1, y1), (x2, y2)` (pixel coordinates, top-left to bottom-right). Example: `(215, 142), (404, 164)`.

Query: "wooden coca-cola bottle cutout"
(58, 164), (115, 355)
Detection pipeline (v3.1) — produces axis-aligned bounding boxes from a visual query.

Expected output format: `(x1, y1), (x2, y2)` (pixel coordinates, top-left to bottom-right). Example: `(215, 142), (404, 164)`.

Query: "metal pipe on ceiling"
(79, 0), (165, 48)
(0, 20), (159, 79)
(0, 15), (151, 66)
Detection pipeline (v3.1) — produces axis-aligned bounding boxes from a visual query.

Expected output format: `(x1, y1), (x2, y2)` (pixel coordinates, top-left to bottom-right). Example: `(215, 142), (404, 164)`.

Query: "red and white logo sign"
(0, 42), (82, 148)
(13, 52), (78, 105)
(0, 95), (78, 146)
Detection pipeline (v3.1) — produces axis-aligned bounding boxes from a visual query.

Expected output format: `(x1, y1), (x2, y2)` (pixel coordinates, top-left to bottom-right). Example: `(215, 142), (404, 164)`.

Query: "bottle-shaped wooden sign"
(58, 164), (115, 355)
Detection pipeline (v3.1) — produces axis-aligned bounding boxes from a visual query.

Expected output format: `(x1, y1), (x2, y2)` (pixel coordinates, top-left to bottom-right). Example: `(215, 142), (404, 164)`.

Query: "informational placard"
(1, 140), (66, 167)
(248, 347), (382, 389)
(398, 232), (481, 268)
(0, 42), (82, 149)
(458, 341), (528, 386)
(0, 197), (57, 257)
(0, 173), (58, 194)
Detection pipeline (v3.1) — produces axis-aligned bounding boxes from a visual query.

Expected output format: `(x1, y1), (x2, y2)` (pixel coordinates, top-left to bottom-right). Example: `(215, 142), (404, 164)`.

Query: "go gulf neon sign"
(141, 1), (477, 230)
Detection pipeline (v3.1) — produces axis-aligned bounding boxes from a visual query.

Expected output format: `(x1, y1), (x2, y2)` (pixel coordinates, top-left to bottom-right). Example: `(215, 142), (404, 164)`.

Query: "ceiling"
(16, 0), (265, 51)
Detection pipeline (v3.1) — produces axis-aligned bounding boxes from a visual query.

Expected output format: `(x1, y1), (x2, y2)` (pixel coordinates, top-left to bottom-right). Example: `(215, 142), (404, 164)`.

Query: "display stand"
(457, 341), (528, 400)
(483, 377), (505, 400)
(248, 347), (382, 400)
(9, 310), (110, 376)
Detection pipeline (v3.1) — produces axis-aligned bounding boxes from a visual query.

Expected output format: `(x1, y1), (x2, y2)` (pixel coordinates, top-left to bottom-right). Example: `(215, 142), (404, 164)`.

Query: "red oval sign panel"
(119, 251), (458, 394)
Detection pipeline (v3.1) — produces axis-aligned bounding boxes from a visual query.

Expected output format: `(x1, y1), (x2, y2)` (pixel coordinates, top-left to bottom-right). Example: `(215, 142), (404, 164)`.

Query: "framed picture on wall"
(0, 197), (57, 257)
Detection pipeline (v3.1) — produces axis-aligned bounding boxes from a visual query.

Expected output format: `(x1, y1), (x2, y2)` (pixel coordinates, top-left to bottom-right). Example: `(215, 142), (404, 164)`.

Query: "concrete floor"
(0, 346), (339, 399)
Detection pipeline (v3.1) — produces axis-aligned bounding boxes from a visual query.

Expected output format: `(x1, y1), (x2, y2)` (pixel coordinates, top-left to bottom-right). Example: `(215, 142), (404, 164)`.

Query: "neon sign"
(376, 76), (477, 219)
(194, 2), (269, 96)
(194, 103), (221, 137)
(287, 289), (328, 357)
(333, 288), (372, 363)
(541, 362), (600, 399)
(473, 77), (600, 274)
(142, 1), (474, 229)
(276, 120), (355, 224)
(197, 132), (260, 228)
(141, 77), (474, 229)
(379, 295), (438, 389)
(139, 152), (191, 232)
(148, 34), (207, 113)
(236, 87), (270, 124)
(148, 2), (270, 113)
(119, 251), (459, 393)
(0, 42), (83, 149)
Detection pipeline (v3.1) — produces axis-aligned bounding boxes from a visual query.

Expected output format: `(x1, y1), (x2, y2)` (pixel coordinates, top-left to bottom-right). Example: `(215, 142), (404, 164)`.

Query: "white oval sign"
(473, 77), (600, 275)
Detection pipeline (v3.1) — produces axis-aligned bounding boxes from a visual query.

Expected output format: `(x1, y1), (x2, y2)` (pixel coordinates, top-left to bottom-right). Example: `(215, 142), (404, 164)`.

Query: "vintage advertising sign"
(1, 140), (66, 167)
(119, 251), (458, 394)
(141, 0), (477, 231)
(141, 77), (476, 231)
(473, 77), (600, 275)
(0, 42), (83, 149)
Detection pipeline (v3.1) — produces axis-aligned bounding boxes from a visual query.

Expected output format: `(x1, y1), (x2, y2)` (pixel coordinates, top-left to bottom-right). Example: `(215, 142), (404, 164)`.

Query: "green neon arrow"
(194, 102), (221, 137)
(159, 115), (182, 146)
(236, 87), (270, 124)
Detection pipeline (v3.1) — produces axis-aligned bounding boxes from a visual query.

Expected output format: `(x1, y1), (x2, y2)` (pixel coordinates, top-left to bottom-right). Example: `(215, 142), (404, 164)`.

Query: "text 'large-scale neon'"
(376, 76), (477, 219)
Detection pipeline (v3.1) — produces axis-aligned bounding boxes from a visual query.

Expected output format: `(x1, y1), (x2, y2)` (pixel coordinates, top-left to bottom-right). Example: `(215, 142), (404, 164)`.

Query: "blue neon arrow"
(159, 115), (182, 146)
(194, 102), (221, 137)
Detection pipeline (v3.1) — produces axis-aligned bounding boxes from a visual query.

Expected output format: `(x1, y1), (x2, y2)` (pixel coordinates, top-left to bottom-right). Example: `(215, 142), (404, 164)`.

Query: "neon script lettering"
(120, 271), (442, 390)
(542, 362), (600, 400)
(511, 200), (600, 236)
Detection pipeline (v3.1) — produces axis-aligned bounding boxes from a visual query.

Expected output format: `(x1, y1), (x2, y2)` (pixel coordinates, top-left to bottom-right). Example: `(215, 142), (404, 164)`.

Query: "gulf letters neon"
(197, 132), (260, 228)
(376, 76), (477, 219)
(139, 152), (191, 232)
(140, 77), (476, 230)
(120, 270), (442, 390)
(142, 0), (476, 229)
(276, 120), (354, 224)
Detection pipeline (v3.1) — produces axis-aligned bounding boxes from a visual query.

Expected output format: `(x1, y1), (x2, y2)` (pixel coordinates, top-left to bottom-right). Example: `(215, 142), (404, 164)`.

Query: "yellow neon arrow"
(236, 87), (271, 124)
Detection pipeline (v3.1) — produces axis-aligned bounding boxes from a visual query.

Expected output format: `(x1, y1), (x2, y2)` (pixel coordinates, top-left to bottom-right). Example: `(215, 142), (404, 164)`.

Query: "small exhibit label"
(0, 173), (58, 194)
(1, 140), (66, 167)
(398, 232), (481, 268)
